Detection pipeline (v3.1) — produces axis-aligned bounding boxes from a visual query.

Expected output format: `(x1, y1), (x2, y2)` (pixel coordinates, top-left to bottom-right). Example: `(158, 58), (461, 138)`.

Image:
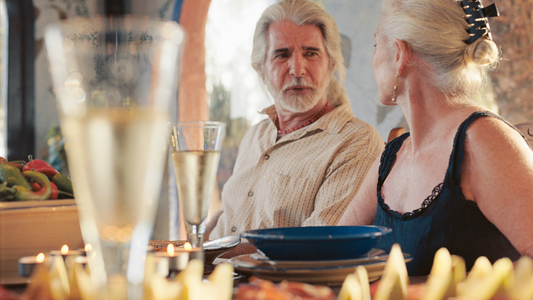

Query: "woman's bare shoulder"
(465, 115), (529, 153)
(462, 114), (533, 256)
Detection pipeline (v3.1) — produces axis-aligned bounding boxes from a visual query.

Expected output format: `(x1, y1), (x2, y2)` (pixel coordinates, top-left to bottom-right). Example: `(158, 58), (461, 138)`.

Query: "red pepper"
(30, 181), (40, 191)
(30, 181), (63, 200)
(49, 182), (58, 199)
(29, 181), (58, 199)
(23, 155), (58, 178)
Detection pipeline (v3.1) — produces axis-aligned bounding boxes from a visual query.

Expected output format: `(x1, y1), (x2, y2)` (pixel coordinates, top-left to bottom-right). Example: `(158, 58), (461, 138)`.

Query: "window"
(4, 0), (34, 161)
(205, 0), (276, 193)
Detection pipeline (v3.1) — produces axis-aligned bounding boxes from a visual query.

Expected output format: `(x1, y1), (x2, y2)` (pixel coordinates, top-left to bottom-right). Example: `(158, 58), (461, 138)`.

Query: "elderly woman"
(338, 0), (533, 276)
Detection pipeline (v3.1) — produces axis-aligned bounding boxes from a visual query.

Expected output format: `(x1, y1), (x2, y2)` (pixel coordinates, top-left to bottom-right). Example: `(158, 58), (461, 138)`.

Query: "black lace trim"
(377, 181), (445, 220)
(377, 111), (519, 221)
(378, 133), (409, 187)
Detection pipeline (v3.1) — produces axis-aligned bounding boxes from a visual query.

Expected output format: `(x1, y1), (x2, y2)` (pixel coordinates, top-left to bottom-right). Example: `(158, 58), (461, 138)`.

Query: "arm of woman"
(461, 117), (533, 257)
(337, 153), (382, 226)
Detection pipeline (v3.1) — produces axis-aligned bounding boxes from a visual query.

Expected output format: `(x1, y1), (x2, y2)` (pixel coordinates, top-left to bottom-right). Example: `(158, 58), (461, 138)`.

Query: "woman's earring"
(391, 75), (399, 103)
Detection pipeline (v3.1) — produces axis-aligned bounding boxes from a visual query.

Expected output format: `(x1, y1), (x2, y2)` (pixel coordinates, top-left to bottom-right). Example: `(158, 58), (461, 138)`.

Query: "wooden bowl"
(0, 199), (83, 284)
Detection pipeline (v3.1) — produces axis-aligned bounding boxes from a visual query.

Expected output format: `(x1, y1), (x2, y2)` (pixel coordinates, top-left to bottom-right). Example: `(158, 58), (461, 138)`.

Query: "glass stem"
(187, 224), (205, 248)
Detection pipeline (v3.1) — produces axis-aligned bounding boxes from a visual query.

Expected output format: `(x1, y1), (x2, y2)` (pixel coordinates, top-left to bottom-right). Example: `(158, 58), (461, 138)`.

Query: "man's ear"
(394, 39), (411, 77)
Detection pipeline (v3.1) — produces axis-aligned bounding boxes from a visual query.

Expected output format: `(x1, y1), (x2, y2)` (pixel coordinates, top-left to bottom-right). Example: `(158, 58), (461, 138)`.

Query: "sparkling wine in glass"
(170, 121), (225, 251)
(44, 15), (184, 299)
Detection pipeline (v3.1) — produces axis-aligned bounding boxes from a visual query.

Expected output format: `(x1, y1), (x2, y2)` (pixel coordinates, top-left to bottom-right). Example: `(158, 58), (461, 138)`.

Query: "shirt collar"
(260, 102), (355, 136)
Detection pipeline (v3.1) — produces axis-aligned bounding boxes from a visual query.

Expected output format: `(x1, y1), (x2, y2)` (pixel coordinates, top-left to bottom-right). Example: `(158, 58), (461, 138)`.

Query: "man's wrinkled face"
(263, 21), (333, 113)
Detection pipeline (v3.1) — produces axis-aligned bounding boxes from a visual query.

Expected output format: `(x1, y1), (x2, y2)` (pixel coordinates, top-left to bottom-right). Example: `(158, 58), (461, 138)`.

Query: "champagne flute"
(44, 16), (184, 299)
(170, 121), (225, 251)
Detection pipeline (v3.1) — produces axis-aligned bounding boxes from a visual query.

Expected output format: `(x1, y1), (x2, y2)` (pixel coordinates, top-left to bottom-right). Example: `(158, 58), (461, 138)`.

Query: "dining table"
(0, 243), (429, 300)
(0, 264), (430, 300)
(0, 223), (418, 300)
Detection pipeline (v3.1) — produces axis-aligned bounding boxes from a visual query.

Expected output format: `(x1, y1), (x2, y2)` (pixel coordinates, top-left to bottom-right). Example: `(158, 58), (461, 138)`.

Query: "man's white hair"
(251, 0), (349, 106)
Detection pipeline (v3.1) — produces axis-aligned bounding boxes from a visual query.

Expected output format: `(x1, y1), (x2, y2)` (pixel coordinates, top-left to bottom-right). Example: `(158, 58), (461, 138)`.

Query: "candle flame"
(61, 245), (69, 255)
(167, 244), (175, 256)
(36, 253), (45, 263)
(85, 243), (93, 252)
(184, 242), (192, 251)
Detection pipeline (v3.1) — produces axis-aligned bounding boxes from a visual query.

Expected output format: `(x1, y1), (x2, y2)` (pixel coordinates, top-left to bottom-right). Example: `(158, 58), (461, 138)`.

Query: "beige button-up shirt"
(209, 103), (384, 239)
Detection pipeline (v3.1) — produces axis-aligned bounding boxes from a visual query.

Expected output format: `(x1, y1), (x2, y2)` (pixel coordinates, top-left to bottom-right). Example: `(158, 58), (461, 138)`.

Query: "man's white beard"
(265, 76), (330, 113)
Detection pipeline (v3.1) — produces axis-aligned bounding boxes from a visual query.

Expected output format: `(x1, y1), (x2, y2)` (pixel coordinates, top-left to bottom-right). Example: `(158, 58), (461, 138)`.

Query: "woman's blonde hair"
(379, 0), (500, 102)
(251, 0), (348, 106)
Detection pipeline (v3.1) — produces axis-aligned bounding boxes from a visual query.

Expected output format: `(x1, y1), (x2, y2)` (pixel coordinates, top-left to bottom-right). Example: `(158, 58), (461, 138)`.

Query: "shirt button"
(248, 191), (254, 197)
(231, 226), (237, 233)
(264, 154), (270, 160)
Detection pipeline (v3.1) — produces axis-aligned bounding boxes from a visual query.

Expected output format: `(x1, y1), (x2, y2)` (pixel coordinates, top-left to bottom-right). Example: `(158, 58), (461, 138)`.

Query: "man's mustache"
(282, 78), (316, 92)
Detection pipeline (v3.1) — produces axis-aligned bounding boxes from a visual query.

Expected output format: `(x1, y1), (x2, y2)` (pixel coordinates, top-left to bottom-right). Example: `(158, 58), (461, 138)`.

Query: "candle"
(183, 242), (204, 262)
(74, 255), (88, 267)
(18, 252), (46, 277)
(154, 244), (189, 277)
(167, 244), (190, 274)
(76, 243), (93, 256)
(50, 244), (82, 260)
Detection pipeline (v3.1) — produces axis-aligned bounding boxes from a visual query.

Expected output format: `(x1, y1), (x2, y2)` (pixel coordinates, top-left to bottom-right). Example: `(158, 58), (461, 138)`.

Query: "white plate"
(250, 248), (387, 268)
(203, 235), (241, 264)
(229, 252), (412, 286)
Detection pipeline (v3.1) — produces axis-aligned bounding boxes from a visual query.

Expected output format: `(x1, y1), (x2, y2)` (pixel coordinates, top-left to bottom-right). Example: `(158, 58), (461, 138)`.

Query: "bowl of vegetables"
(0, 156), (82, 285)
(0, 155), (74, 201)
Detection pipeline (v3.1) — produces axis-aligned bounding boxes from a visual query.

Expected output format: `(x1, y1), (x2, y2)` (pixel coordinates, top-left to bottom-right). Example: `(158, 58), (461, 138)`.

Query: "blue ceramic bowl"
(240, 226), (392, 261)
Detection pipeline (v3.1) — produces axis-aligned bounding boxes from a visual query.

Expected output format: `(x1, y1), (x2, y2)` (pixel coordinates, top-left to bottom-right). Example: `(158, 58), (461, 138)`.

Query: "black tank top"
(373, 111), (521, 276)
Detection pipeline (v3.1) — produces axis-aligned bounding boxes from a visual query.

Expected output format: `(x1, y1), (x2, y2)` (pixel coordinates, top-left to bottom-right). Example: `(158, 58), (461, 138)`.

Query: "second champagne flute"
(170, 121), (225, 252)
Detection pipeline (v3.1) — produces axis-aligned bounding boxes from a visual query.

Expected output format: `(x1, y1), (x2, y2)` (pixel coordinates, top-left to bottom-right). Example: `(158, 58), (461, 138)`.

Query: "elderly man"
(207, 0), (383, 241)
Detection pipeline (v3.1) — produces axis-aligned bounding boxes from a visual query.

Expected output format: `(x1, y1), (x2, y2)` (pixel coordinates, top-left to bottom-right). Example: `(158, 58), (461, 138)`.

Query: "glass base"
(185, 223), (206, 262)
(184, 220), (206, 248)
(187, 231), (205, 248)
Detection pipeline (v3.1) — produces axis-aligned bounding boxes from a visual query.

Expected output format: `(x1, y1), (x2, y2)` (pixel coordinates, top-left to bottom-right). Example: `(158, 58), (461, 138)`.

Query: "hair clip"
(460, 0), (499, 44)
